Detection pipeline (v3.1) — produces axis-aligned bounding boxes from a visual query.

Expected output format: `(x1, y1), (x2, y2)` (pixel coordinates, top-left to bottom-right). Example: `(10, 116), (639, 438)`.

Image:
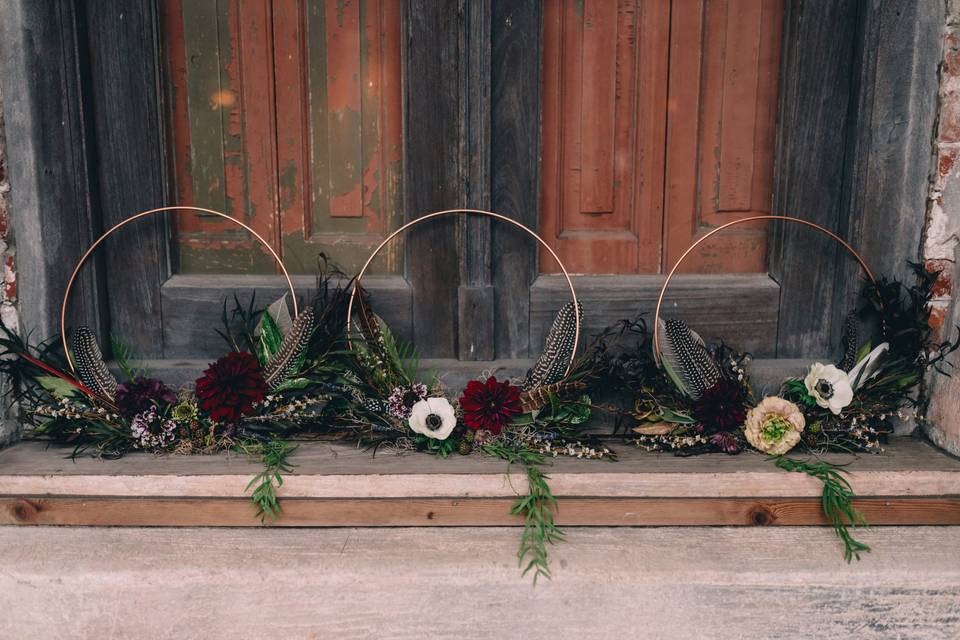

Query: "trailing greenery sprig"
(238, 439), (297, 523)
(482, 441), (563, 583)
(774, 456), (870, 561)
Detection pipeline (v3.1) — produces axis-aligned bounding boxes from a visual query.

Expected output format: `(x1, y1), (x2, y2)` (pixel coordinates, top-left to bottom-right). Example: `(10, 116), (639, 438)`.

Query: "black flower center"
(425, 413), (444, 431)
(815, 379), (834, 399)
(402, 390), (421, 408)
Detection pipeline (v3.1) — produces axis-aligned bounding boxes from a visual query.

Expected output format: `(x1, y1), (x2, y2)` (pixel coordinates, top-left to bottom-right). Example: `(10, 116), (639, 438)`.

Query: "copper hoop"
(346, 209), (581, 377)
(652, 215), (877, 367)
(60, 206), (298, 372)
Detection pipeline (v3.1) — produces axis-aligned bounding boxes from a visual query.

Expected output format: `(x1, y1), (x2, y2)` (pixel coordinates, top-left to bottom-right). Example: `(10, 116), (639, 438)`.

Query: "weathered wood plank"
(531, 273), (781, 357)
(3, 496), (959, 528)
(402, 1), (461, 357)
(160, 274), (411, 358)
(770, 0), (861, 358)
(0, 0), (105, 339)
(2, 438), (958, 499)
(83, 0), (168, 358)
(491, 0), (542, 358)
(3, 526), (958, 639)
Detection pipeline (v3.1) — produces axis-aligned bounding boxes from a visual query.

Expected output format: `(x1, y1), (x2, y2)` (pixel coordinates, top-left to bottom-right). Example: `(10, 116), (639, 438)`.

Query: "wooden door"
(540, 0), (783, 274)
(163, 0), (403, 276)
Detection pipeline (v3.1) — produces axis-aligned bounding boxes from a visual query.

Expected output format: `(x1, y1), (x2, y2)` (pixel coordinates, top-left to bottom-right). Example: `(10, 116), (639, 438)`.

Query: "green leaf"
(659, 406), (696, 424)
(854, 340), (872, 364)
(257, 311), (285, 366)
(36, 375), (78, 398)
(270, 377), (312, 393)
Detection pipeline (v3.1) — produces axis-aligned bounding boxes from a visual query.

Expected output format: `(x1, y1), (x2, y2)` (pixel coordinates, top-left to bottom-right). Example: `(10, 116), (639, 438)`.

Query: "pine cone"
(458, 439), (473, 456)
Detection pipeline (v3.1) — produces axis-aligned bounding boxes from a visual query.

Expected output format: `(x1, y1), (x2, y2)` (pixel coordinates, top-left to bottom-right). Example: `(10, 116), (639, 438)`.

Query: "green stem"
(774, 456), (870, 561)
(238, 439), (297, 524)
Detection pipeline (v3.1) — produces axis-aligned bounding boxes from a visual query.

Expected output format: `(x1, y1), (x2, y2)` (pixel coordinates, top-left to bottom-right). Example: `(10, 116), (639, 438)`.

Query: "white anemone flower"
(408, 397), (457, 440)
(804, 363), (853, 415)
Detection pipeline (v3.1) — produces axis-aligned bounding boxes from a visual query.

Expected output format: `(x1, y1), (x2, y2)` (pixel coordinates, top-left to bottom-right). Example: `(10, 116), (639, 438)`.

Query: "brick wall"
(0, 83), (15, 334)
(923, 3), (960, 455)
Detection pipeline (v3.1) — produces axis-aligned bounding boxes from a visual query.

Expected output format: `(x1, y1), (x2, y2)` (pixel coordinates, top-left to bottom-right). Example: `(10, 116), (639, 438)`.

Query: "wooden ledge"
(0, 437), (958, 526)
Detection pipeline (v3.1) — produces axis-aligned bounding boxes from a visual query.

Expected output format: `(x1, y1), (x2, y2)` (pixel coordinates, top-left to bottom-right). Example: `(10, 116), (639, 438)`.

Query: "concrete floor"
(2, 526), (959, 639)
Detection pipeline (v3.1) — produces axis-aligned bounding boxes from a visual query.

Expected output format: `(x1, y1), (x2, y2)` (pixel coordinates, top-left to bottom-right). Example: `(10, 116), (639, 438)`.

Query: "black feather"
(71, 326), (118, 400)
(837, 311), (859, 372)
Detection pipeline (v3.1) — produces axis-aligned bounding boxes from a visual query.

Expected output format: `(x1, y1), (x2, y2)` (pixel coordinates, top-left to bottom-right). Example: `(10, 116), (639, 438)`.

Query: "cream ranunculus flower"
(743, 396), (805, 455)
(804, 363), (853, 415)
(408, 397), (457, 440)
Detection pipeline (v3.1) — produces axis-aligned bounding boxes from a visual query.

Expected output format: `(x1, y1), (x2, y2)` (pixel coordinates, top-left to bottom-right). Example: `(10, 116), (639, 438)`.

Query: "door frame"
(0, 0), (943, 361)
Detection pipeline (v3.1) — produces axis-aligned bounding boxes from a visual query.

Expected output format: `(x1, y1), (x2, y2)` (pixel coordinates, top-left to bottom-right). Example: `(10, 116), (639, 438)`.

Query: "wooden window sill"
(1, 436), (958, 527)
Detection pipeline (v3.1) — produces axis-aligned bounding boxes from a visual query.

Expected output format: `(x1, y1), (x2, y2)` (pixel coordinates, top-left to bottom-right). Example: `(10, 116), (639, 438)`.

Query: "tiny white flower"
(408, 397), (457, 440)
(804, 362), (853, 415)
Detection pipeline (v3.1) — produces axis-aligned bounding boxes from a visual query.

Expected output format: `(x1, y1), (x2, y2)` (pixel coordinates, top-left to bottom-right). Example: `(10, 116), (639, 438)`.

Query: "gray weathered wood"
(770, 0), (861, 358)
(457, 0), (495, 360)
(531, 274), (782, 358)
(772, 0), (942, 358)
(83, 0), (168, 358)
(160, 274), (411, 358)
(1, 526), (958, 639)
(0, 0), (104, 340)
(491, 0), (542, 359)
(403, 1), (462, 357)
(1, 437), (956, 499)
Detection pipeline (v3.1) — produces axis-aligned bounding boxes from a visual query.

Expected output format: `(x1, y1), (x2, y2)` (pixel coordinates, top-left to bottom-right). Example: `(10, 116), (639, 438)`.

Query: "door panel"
(163, 0), (403, 276)
(664, 0), (782, 273)
(540, 0), (669, 274)
(540, 0), (783, 274)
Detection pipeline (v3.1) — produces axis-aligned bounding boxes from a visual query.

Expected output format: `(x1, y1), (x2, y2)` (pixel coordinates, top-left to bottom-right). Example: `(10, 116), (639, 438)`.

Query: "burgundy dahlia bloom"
(692, 379), (749, 434)
(115, 376), (177, 417)
(459, 376), (522, 435)
(195, 351), (268, 423)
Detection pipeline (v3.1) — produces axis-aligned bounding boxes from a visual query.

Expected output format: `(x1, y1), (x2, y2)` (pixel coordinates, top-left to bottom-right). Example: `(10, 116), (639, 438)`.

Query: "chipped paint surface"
(923, 8), (960, 454)
(165, 0), (402, 275)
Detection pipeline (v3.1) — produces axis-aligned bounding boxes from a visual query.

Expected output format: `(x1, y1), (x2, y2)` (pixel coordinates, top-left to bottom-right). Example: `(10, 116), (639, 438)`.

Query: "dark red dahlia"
(195, 352), (268, 423)
(692, 379), (748, 434)
(115, 376), (177, 417)
(459, 376), (522, 435)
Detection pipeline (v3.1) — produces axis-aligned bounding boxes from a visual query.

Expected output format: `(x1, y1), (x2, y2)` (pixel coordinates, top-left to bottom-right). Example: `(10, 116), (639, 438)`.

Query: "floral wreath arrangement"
(0, 209), (955, 580)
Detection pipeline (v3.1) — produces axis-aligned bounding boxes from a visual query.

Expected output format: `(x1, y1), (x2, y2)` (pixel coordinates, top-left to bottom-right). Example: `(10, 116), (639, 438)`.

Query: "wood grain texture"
(3, 496), (959, 528)
(2, 437), (958, 500)
(0, 0), (105, 339)
(160, 274), (410, 358)
(531, 273), (781, 357)
(402, 0), (461, 357)
(770, 0), (861, 357)
(457, 0), (494, 360)
(84, 0), (168, 358)
(663, 0), (782, 274)
(2, 526), (959, 639)
(491, 0), (541, 358)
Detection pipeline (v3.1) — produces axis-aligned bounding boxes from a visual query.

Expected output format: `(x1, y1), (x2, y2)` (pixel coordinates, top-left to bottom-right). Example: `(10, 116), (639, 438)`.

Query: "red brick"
(926, 259), (955, 297)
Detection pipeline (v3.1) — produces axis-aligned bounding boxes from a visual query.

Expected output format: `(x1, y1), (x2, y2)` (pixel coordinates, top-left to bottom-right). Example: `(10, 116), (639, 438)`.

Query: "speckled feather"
(263, 309), (315, 389)
(71, 326), (118, 400)
(656, 318), (720, 400)
(522, 301), (582, 391)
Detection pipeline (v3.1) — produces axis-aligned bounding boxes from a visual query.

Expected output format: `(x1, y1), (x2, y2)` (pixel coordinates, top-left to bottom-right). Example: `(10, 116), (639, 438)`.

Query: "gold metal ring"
(652, 215), (877, 367)
(346, 208), (581, 377)
(60, 206), (298, 371)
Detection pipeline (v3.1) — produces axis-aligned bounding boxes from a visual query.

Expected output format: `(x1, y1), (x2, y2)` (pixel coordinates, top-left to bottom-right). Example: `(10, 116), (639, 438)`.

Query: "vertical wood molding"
(83, 0), (168, 358)
(457, 0), (495, 360)
(403, 0), (463, 357)
(491, 0), (542, 358)
(772, 0), (942, 358)
(0, 0), (105, 340)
